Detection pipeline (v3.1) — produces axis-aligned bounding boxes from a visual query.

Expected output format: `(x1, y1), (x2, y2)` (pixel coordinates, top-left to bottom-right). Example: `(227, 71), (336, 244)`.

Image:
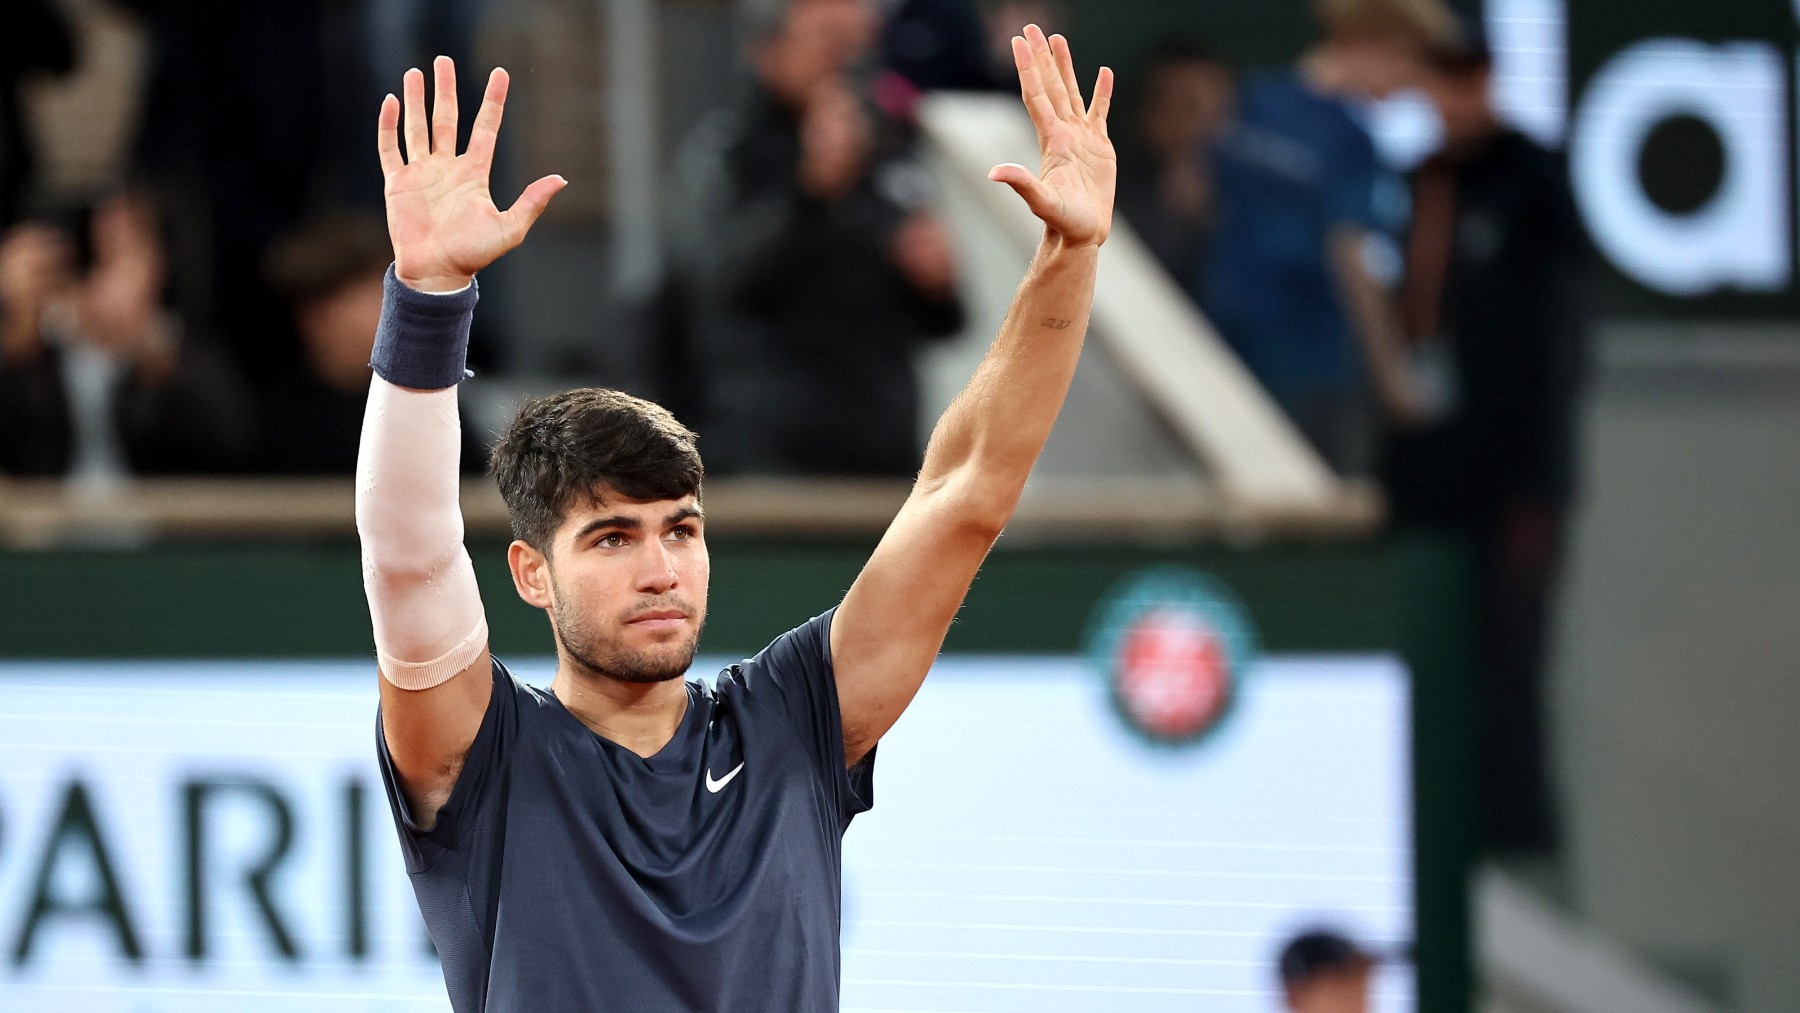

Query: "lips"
(626, 609), (688, 632)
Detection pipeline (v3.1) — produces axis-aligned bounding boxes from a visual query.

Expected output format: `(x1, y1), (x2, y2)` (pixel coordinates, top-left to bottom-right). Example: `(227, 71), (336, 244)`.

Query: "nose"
(634, 538), (679, 595)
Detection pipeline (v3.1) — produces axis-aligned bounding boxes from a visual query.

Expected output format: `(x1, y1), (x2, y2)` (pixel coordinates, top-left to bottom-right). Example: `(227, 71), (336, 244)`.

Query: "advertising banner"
(0, 654), (1411, 1012)
(1486, 0), (1800, 312)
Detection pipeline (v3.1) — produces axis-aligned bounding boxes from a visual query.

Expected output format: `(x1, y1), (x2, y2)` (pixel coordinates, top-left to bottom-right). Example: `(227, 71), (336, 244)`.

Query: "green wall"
(0, 537), (1399, 659)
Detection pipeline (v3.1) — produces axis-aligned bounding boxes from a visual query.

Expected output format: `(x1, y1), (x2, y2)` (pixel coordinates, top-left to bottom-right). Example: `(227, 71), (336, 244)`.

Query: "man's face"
(1140, 60), (1236, 159)
(1348, 38), (1429, 99)
(1424, 66), (1493, 145)
(756, 0), (876, 99)
(531, 493), (710, 684)
(1287, 964), (1374, 1013)
(298, 273), (384, 390)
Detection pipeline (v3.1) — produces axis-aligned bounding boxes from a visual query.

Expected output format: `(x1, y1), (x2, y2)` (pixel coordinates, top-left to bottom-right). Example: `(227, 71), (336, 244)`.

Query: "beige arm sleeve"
(355, 376), (488, 689)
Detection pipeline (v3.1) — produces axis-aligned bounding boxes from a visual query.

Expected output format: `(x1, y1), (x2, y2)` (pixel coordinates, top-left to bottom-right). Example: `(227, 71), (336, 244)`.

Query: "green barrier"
(0, 538), (1400, 659)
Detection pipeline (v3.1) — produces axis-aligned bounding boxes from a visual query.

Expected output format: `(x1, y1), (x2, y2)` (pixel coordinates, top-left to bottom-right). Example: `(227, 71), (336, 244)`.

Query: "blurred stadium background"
(2, 0), (1798, 1010)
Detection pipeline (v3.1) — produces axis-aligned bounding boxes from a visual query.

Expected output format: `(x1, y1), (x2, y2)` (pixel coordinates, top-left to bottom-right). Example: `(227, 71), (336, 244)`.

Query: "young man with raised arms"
(358, 22), (1114, 1012)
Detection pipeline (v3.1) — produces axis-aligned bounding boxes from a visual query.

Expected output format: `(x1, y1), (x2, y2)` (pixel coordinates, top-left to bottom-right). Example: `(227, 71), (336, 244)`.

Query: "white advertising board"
(0, 655), (1410, 1012)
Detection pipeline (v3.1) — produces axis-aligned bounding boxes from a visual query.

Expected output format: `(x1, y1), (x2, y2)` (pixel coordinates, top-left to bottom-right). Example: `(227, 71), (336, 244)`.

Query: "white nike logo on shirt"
(705, 762), (745, 793)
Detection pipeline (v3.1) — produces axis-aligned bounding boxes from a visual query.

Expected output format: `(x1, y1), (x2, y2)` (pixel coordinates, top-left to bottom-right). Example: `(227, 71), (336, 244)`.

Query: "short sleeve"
(736, 608), (875, 823)
(1324, 127), (1382, 230)
(376, 657), (525, 873)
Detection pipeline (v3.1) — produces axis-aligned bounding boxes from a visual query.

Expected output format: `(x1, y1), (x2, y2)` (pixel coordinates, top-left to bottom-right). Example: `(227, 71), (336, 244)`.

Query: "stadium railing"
(0, 475), (1379, 549)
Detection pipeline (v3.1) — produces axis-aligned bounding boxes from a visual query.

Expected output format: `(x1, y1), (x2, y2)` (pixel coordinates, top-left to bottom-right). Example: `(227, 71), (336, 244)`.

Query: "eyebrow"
(572, 506), (704, 544)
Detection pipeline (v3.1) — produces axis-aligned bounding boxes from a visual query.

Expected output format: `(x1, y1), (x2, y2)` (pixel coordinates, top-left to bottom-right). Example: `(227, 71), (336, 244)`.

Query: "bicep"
(378, 647), (492, 825)
(830, 486), (1002, 763)
(362, 548), (491, 820)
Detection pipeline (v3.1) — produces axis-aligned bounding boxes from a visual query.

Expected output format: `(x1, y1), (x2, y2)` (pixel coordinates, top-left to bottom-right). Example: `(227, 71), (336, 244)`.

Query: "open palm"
(378, 58), (566, 293)
(989, 25), (1116, 248)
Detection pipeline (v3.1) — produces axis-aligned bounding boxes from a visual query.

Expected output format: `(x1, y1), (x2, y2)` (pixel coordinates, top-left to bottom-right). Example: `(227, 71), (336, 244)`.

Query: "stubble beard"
(550, 578), (702, 685)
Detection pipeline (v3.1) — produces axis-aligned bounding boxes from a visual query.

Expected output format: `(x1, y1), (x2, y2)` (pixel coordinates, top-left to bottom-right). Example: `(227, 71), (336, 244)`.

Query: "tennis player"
(359, 23), (1113, 1012)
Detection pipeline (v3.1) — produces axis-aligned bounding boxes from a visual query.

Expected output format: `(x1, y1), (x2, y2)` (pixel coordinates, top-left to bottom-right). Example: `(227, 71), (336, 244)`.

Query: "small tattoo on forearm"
(1041, 317), (1074, 330)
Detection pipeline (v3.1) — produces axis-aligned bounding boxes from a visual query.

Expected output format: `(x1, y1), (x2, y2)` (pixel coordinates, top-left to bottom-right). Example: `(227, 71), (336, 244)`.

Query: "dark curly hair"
(490, 388), (703, 552)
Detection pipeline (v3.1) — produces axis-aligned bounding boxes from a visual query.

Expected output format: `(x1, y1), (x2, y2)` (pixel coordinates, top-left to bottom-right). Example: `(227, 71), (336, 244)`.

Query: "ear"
(507, 539), (554, 610)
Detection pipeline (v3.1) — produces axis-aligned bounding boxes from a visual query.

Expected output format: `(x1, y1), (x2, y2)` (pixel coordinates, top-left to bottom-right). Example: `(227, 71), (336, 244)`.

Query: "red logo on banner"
(1112, 606), (1232, 741)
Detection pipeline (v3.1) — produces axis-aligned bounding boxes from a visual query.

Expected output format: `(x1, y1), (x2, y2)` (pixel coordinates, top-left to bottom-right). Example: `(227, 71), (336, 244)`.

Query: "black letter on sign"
(11, 778), (144, 965)
(343, 777), (367, 960)
(184, 779), (300, 962)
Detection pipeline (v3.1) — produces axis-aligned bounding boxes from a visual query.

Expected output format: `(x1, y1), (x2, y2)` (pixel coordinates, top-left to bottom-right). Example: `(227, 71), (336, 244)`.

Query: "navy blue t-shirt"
(1201, 72), (1400, 394)
(376, 610), (874, 1012)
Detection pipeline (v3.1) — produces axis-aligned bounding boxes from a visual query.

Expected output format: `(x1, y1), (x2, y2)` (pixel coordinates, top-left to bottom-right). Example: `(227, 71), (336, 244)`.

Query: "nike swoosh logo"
(704, 762), (745, 793)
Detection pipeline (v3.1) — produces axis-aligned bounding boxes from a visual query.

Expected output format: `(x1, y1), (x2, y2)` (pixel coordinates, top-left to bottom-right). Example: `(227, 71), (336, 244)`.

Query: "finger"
(402, 67), (429, 159)
(1011, 35), (1057, 134)
(431, 55), (459, 154)
(501, 174), (568, 246)
(377, 93), (403, 174)
(1087, 66), (1114, 136)
(467, 68), (510, 164)
(987, 162), (1057, 220)
(1024, 24), (1071, 118)
(1049, 34), (1085, 118)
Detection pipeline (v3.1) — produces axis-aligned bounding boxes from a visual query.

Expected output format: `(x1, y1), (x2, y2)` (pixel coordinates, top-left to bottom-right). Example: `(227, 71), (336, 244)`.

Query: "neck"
(552, 660), (689, 758)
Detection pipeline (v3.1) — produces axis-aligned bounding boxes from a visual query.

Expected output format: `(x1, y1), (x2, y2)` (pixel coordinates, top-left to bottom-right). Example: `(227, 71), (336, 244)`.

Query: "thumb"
(501, 174), (568, 246)
(988, 162), (1055, 220)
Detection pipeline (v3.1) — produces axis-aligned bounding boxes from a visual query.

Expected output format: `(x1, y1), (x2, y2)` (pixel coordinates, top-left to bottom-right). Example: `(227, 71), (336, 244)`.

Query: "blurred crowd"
(0, 0), (1584, 485)
(0, 0), (1024, 483)
(1, 0), (1583, 858)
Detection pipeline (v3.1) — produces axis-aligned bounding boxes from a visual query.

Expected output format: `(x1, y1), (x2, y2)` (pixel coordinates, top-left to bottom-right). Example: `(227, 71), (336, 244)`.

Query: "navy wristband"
(369, 264), (478, 389)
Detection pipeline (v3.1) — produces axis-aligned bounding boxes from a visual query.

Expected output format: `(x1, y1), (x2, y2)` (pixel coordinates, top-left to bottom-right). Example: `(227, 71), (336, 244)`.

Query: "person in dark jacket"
(0, 195), (256, 480)
(1114, 35), (1234, 294)
(118, 0), (346, 387)
(881, 0), (1000, 93)
(676, 0), (965, 477)
(1384, 23), (1588, 858)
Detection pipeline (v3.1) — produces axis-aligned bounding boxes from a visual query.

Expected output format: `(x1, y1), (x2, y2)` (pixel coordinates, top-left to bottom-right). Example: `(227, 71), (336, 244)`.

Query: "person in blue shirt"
(354, 21), (1117, 1013)
(1201, 0), (1453, 474)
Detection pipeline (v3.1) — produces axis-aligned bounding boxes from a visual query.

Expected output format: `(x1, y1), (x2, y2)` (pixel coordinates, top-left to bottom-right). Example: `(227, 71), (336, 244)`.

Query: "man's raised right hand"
(378, 56), (566, 294)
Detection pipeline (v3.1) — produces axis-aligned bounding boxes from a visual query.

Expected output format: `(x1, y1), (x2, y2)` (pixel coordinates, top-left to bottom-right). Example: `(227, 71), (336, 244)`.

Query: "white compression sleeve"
(355, 376), (488, 690)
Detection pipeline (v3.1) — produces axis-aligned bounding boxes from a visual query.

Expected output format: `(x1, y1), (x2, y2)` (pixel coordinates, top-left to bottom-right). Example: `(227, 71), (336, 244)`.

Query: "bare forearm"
(917, 235), (1098, 517)
(1329, 230), (1416, 417)
(824, 28), (1113, 760)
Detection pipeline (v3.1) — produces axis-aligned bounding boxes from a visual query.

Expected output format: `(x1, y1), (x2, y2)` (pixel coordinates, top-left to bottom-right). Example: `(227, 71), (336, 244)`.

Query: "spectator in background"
(120, 0), (360, 386)
(260, 215), (488, 475)
(363, 0), (485, 202)
(675, 0), (964, 477)
(1385, 22), (1586, 859)
(1200, 0), (1453, 474)
(0, 0), (76, 228)
(1277, 929), (1378, 1013)
(1115, 35), (1233, 292)
(0, 194), (255, 482)
(982, 2), (1064, 81)
(882, 0), (1000, 93)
